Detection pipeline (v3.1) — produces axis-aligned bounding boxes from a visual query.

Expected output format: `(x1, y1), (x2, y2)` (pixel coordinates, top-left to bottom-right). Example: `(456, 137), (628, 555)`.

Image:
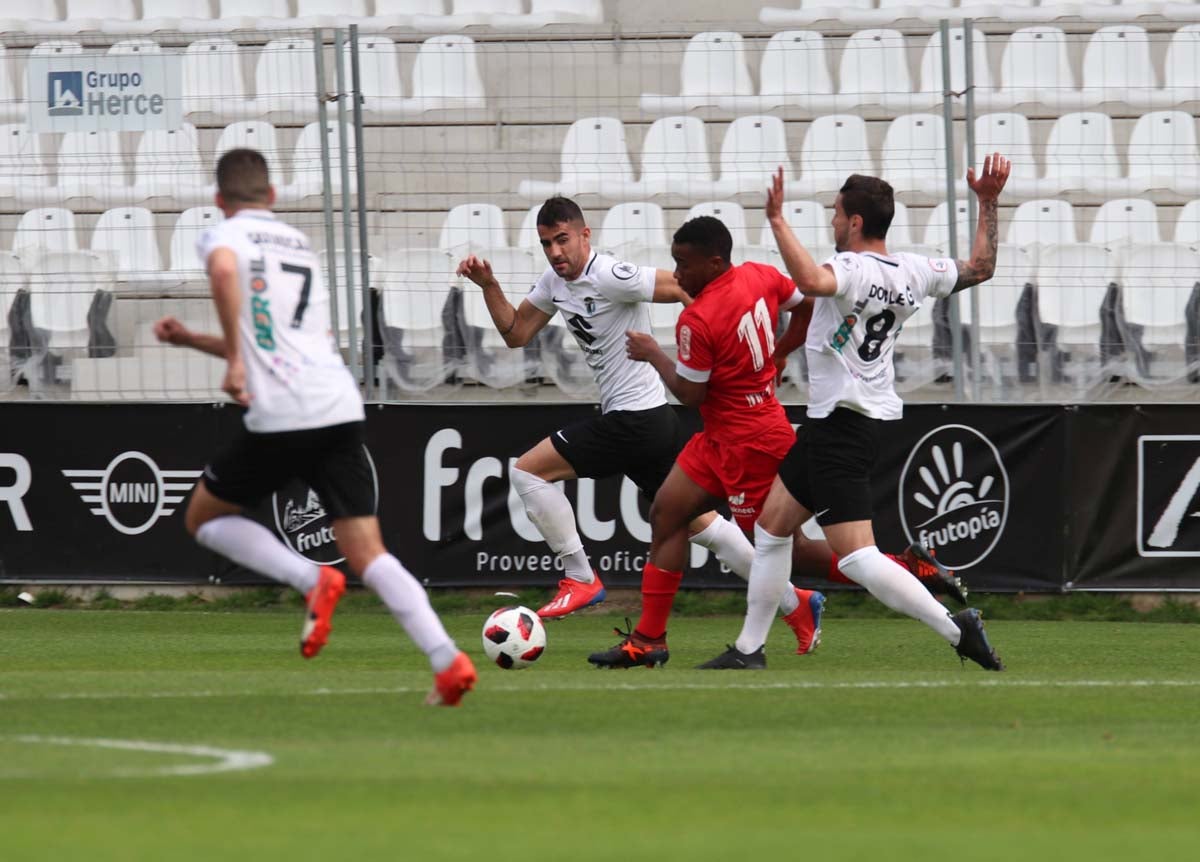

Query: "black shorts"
(203, 421), (376, 518)
(778, 407), (882, 527)
(549, 404), (685, 499)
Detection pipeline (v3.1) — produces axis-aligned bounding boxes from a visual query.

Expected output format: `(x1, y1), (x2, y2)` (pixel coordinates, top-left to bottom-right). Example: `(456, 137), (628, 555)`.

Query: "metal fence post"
(940, 18), (965, 401)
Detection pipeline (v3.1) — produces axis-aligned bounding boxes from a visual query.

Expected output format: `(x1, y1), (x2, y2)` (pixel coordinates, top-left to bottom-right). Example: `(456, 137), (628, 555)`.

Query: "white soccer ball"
(481, 606), (547, 669)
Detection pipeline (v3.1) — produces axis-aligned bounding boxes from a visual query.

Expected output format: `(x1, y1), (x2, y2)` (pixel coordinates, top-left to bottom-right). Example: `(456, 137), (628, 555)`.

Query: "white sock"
(734, 524), (794, 654)
(362, 553), (459, 672)
(510, 466), (593, 583)
(837, 545), (961, 644)
(195, 515), (318, 593)
(690, 516), (799, 615)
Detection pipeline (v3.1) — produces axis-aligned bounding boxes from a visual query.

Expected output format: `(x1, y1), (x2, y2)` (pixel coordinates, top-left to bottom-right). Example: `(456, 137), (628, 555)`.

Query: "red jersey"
(674, 262), (803, 447)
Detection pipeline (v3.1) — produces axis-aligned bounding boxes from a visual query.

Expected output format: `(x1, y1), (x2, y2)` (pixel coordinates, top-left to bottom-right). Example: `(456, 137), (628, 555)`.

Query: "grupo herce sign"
(27, 52), (182, 133)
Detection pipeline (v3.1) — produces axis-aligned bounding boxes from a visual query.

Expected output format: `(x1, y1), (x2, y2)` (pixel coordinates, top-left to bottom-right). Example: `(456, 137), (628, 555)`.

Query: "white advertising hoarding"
(26, 53), (182, 133)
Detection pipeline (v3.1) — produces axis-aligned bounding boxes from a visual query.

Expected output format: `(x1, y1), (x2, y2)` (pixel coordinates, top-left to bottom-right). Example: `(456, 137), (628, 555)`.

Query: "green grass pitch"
(1, 607), (1197, 861)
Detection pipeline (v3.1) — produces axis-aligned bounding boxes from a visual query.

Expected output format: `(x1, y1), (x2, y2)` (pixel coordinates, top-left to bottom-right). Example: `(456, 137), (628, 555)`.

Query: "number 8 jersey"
(807, 251), (958, 420)
(197, 209), (365, 433)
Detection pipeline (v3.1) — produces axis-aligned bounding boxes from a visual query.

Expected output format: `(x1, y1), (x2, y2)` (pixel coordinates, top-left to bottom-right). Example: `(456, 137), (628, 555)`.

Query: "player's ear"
(266, 185), (277, 207)
(580, 224), (590, 242)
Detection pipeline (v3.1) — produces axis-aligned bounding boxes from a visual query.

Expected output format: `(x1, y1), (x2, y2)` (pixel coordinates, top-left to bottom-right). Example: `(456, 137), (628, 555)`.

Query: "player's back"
(676, 261), (797, 446)
(198, 209), (364, 433)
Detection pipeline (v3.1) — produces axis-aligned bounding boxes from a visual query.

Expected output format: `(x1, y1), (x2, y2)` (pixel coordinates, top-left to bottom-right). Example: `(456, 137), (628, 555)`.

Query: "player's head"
(671, 216), (733, 297)
(215, 148), (275, 214)
(536, 196), (591, 280)
(833, 174), (894, 251)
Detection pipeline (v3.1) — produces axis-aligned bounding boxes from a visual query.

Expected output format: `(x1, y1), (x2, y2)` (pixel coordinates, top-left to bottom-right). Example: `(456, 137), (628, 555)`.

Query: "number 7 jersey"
(674, 262), (803, 446)
(807, 250), (958, 420)
(196, 209), (364, 433)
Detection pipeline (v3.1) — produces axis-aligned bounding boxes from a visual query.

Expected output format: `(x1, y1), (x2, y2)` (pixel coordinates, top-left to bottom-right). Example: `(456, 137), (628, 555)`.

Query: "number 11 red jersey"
(674, 262), (803, 447)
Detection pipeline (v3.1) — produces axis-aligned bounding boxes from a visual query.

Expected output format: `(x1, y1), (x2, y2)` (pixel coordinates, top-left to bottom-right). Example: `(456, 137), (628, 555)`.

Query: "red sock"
(636, 563), (683, 639)
(827, 553), (853, 584)
(885, 553), (916, 577)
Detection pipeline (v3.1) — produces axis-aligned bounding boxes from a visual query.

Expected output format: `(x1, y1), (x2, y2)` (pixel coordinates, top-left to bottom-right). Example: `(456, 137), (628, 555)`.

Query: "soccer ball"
(481, 606), (547, 669)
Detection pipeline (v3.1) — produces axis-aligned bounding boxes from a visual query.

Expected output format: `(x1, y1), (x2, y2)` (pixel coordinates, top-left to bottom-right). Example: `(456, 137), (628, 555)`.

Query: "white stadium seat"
(439, 203), (509, 252)
(213, 122), (281, 176)
(1078, 25), (1159, 111)
(281, 121), (357, 205)
(791, 114), (873, 198)
(1155, 24), (1200, 109)
(880, 113), (946, 198)
(1124, 111), (1200, 198)
(404, 35), (487, 114)
(517, 116), (636, 200)
(758, 199), (831, 252)
(967, 113), (1039, 199)
(1089, 199), (1163, 247)
(517, 205), (543, 250)
(27, 250), (114, 350)
(596, 203), (668, 253)
(293, 0), (372, 28)
(213, 0), (292, 31)
(995, 27), (1076, 111)
(0, 125), (46, 203)
(923, 201), (971, 256)
(373, 0), (446, 29)
(1175, 200), (1200, 248)
(168, 207), (222, 282)
(493, 0), (605, 29)
(253, 39), (320, 123)
(132, 123), (210, 209)
(349, 37), (406, 120)
(637, 115), (715, 199)
(920, 27), (993, 112)
(756, 30), (834, 112)
(687, 202), (749, 248)
(0, 2), (59, 35)
(0, 45), (22, 123)
(1008, 200), (1079, 248)
(712, 115), (793, 198)
(1041, 112), (1121, 197)
(0, 252), (27, 351)
(837, 29), (913, 112)
(90, 207), (171, 288)
(959, 245), (1036, 351)
(1120, 242), (1200, 347)
(888, 201), (914, 248)
(135, 0), (215, 34)
(639, 32), (754, 114)
(183, 39), (255, 122)
(1035, 243), (1115, 349)
(14, 208), (79, 259)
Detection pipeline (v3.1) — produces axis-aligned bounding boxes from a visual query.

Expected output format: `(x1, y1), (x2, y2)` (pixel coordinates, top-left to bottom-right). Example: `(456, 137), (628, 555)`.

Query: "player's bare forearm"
(774, 296), (813, 362)
(770, 217), (835, 297)
(207, 256), (243, 362)
(953, 196), (999, 293)
(480, 283), (523, 347)
(652, 354), (705, 407)
(185, 332), (229, 358)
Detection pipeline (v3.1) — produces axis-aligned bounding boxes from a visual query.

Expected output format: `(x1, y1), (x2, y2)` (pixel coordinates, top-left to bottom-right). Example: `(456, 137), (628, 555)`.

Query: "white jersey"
(196, 209), (365, 433)
(526, 252), (668, 414)
(806, 250), (958, 420)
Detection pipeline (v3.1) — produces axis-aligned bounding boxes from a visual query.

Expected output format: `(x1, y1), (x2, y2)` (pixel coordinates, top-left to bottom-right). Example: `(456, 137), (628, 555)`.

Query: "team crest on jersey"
(612, 261), (638, 281)
(584, 296), (596, 314)
(679, 324), (692, 361)
(928, 258), (950, 273)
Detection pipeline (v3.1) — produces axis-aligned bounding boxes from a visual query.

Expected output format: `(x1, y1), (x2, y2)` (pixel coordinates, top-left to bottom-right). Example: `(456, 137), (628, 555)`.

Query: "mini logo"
(48, 71), (83, 116)
(1138, 435), (1200, 557)
(612, 261), (638, 281)
(63, 452), (202, 536)
(271, 446), (378, 564)
(679, 324), (692, 361)
(898, 425), (1009, 569)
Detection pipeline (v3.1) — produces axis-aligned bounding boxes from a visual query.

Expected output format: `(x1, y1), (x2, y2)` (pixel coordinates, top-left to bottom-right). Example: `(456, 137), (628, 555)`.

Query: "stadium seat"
(1008, 200), (1079, 249)
(378, 249), (460, 393)
(686, 202), (750, 248)
(637, 115), (715, 199)
(0, 2), (59, 35)
(639, 32), (754, 115)
(439, 203), (509, 252)
(90, 207), (171, 289)
(348, 37), (406, 121)
(923, 201), (972, 256)
(791, 114), (873, 198)
(106, 38), (160, 57)
(1089, 199), (1163, 247)
(460, 247), (542, 357)
(835, 29), (913, 113)
(1124, 111), (1200, 198)
(372, 0), (446, 29)
(758, 199), (832, 264)
(412, 0), (522, 29)
(995, 27), (1076, 111)
(711, 115), (793, 199)
(595, 203), (668, 253)
(756, 31), (835, 112)
(1041, 112), (1121, 198)
(133, 0), (215, 34)
(1077, 25), (1159, 112)
(888, 201), (914, 248)
(50, 130), (127, 209)
(0, 125), (45, 203)
(14, 208), (79, 260)
(1154, 24), (1200, 109)
(64, 0), (137, 33)
(959, 244), (1035, 347)
(213, 122), (282, 176)
(213, 0), (292, 32)
(26, 250), (114, 351)
(404, 35), (487, 114)
(517, 117), (636, 201)
(183, 39), (255, 122)
(1175, 200), (1200, 248)
(649, 300), (682, 349)
(919, 27), (993, 113)
(281, 121), (358, 206)
(0, 252), (27, 351)
(757, 0), (873, 30)
(318, 247), (377, 345)
(167, 207), (222, 282)
(0, 46), (22, 123)
(1034, 243), (1115, 359)
(1120, 242), (1200, 351)
(517, 205), (543, 250)
(880, 114), (946, 198)
(292, 0), (372, 28)
(253, 39), (320, 123)
(493, 0), (605, 29)
(131, 123), (210, 209)
(966, 113), (1039, 200)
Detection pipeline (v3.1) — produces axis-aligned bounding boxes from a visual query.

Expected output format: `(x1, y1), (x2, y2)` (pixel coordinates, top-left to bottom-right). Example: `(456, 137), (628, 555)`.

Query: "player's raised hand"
(966, 152), (1011, 201)
(765, 166), (787, 223)
(456, 254), (496, 289)
(153, 315), (191, 346)
(625, 330), (660, 363)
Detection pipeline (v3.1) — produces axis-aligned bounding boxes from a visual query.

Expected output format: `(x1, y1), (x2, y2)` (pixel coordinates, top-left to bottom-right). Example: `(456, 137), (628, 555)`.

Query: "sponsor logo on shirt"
(929, 258), (950, 273)
(612, 261), (638, 281)
(679, 324), (692, 361)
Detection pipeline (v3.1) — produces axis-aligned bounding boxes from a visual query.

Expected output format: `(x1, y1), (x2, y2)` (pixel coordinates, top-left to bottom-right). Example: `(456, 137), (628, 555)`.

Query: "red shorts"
(675, 426), (795, 531)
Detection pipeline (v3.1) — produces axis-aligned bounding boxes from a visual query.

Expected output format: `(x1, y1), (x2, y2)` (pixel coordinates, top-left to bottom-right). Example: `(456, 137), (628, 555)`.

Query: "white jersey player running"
(154, 148), (477, 705)
(700, 157), (1013, 672)
(456, 196), (812, 622)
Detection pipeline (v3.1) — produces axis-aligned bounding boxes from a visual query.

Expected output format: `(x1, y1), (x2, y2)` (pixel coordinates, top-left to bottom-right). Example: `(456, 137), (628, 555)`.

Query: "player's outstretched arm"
(153, 316), (228, 358)
(651, 269), (692, 307)
(953, 152), (1011, 293)
(767, 167), (837, 297)
(625, 330), (706, 407)
(456, 254), (551, 347)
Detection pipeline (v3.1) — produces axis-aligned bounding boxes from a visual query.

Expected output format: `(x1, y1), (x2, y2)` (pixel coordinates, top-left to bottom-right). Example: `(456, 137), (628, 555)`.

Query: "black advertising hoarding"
(0, 402), (1196, 591)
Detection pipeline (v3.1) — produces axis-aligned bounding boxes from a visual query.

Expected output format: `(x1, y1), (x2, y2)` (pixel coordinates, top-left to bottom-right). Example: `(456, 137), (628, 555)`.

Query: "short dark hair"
(536, 196), (585, 228)
(672, 216), (732, 262)
(216, 148), (271, 205)
(838, 174), (894, 240)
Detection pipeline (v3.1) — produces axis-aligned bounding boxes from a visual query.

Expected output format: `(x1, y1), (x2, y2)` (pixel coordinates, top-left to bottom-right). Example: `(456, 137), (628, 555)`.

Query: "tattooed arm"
(953, 152), (1011, 293)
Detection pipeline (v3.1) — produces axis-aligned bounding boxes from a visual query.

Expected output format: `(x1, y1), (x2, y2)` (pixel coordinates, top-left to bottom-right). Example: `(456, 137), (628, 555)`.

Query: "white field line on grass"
(1, 678), (1199, 702)
(2, 735), (274, 777)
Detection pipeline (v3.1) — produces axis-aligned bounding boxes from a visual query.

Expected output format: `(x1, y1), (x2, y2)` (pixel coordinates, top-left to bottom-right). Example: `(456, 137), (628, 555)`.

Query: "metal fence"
(1, 14), (1198, 405)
